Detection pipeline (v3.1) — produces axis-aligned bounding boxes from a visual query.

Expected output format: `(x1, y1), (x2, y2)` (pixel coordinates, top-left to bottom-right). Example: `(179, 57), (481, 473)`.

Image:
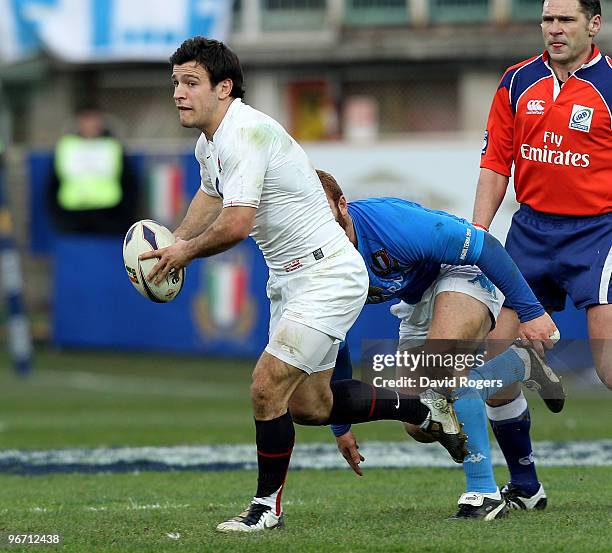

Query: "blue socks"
(487, 391), (540, 495)
(331, 340), (539, 497)
(454, 387), (498, 493)
(462, 346), (527, 401)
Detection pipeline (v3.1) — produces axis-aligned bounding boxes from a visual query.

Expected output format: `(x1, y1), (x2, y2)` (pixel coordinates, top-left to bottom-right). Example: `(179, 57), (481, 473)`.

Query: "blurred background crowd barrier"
(1, 0), (606, 369)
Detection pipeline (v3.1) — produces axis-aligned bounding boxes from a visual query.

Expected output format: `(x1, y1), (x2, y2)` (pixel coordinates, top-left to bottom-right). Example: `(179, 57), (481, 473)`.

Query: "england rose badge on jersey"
(569, 104), (594, 133)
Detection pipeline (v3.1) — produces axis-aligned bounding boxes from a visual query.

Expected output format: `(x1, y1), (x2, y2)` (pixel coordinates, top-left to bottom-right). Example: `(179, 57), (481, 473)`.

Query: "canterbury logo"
(527, 99), (546, 113)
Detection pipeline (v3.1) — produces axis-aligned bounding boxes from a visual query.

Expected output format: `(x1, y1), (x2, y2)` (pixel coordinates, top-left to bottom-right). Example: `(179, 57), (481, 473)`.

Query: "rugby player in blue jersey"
(314, 170), (564, 519)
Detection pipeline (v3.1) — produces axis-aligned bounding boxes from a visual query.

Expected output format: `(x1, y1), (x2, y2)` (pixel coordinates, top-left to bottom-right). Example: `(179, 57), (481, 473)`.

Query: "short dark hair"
(542, 0), (601, 19)
(170, 36), (245, 99)
(317, 169), (344, 204)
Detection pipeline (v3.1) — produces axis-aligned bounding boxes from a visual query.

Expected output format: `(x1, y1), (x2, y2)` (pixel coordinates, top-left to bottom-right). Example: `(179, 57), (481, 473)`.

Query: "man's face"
(541, 0), (599, 67)
(172, 62), (220, 129)
(77, 111), (103, 138)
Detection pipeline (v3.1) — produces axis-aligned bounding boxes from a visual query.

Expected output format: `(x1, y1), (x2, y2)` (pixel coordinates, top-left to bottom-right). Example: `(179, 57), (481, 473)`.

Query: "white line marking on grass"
(30, 370), (238, 399)
(1, 440), (612, 474)
(126, 499), (190, 511)
(129, 502), (163, 510)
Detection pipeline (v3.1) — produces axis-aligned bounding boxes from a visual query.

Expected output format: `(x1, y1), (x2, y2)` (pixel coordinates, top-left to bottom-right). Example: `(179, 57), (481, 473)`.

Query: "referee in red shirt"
(473, 0), (611, 511)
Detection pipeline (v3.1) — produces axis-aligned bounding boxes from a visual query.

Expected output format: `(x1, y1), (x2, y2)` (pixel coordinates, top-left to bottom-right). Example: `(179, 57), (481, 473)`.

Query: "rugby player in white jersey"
(141, 36), (467, 533)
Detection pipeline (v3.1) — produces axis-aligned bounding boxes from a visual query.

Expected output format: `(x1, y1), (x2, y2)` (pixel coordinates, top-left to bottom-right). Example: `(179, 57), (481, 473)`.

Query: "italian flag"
(206, 261), (247, 328)
(149, 161), (183, 225)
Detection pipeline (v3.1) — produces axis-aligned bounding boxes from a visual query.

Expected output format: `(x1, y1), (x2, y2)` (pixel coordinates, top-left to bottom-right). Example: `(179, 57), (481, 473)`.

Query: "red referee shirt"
(481, 46), (612, 216)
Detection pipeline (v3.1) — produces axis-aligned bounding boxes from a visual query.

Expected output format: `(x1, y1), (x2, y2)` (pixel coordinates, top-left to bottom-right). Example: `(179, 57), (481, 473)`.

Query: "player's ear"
(338, 195), (348, 214)
(218, 78), (233, 100)
(588, 15), (601, 37)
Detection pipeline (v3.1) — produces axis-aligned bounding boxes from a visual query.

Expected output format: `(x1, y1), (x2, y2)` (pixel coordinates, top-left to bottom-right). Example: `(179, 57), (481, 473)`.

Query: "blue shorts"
(504, 205), (612, 311)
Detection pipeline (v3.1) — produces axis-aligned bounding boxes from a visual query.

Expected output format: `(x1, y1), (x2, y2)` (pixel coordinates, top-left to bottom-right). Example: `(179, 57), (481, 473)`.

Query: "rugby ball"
(123, 220), (185, 303)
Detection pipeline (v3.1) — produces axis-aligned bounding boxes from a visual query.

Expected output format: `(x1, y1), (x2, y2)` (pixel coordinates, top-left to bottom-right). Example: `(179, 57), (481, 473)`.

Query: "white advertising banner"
(304, 139), (518, 242)
(0, 0), (231, 64)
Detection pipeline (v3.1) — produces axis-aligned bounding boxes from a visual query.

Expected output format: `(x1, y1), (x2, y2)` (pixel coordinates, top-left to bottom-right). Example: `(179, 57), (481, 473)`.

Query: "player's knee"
(403, 422), (436, 443)
(250, 373), (283, 415)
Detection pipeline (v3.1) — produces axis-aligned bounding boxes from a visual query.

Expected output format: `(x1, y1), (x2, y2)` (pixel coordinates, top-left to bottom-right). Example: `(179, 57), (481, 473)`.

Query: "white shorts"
(265, 243), (368, 374)
(390, 265), (501, 347)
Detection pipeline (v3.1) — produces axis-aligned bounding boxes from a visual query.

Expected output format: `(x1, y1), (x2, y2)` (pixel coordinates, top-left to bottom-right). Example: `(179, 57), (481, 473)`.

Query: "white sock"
(486, 391), (528, 421)
(253, 485), (283, 515)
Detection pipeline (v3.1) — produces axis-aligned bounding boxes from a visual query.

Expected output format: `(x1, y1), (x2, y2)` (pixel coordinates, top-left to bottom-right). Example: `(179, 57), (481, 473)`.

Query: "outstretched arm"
(174, 189), (222, 241)
(140, 205), (255, 284)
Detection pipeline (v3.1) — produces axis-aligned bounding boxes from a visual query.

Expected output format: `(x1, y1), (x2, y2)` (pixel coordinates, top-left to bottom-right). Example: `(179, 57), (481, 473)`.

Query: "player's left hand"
(140, 238), (192, 285)
(336, 430), (365, 476)
(517, 312), (559, 357)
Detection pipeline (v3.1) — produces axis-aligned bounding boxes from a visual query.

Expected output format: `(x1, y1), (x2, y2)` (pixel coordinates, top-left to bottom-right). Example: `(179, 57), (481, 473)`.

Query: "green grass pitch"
(0, 349), (611, 552)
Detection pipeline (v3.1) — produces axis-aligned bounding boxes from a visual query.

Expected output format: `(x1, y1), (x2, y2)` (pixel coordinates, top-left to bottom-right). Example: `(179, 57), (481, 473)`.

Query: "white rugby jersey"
(195, 99), (349, 274)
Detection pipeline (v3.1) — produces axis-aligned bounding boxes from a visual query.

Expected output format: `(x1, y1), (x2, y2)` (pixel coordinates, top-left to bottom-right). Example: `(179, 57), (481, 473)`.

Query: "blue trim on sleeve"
(509, 57), (550, 114)
(577, 57), (612, 120)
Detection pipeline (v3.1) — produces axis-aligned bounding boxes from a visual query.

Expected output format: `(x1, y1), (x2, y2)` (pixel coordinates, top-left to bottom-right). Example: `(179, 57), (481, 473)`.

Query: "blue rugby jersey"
(348, 197), (543, 322)
(348, 198), (483, 305)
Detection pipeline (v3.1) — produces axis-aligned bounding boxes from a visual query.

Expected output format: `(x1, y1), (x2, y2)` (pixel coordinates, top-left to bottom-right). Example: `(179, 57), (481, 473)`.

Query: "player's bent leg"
(289, 370), (334, 425)
(399, 288), (509, 518)
(324, 378), (466, 461)
(269, 313), (466, 461)
(287, 354), (467, 462)
(486, 306), (519, 347)
(217, 352), (305, 534)
(486, 391), (544, 508)
(481, 307), (544, 508)
(251, 352), (309, 420)
(587, 304), (612, 390)
(426, 291), (492, 342)
(427, 292), (510, 519)
(487, 307), (521, 406)
(218, 319), (336, 534)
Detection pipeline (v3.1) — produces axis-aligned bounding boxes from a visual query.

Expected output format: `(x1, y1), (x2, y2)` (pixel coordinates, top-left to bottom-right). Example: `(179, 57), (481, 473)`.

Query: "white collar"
(212, 98), (242, 142)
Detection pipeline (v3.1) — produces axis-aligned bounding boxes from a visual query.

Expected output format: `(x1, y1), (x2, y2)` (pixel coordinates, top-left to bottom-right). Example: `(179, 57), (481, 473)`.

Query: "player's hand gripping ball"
(123, 220), (185, 303)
